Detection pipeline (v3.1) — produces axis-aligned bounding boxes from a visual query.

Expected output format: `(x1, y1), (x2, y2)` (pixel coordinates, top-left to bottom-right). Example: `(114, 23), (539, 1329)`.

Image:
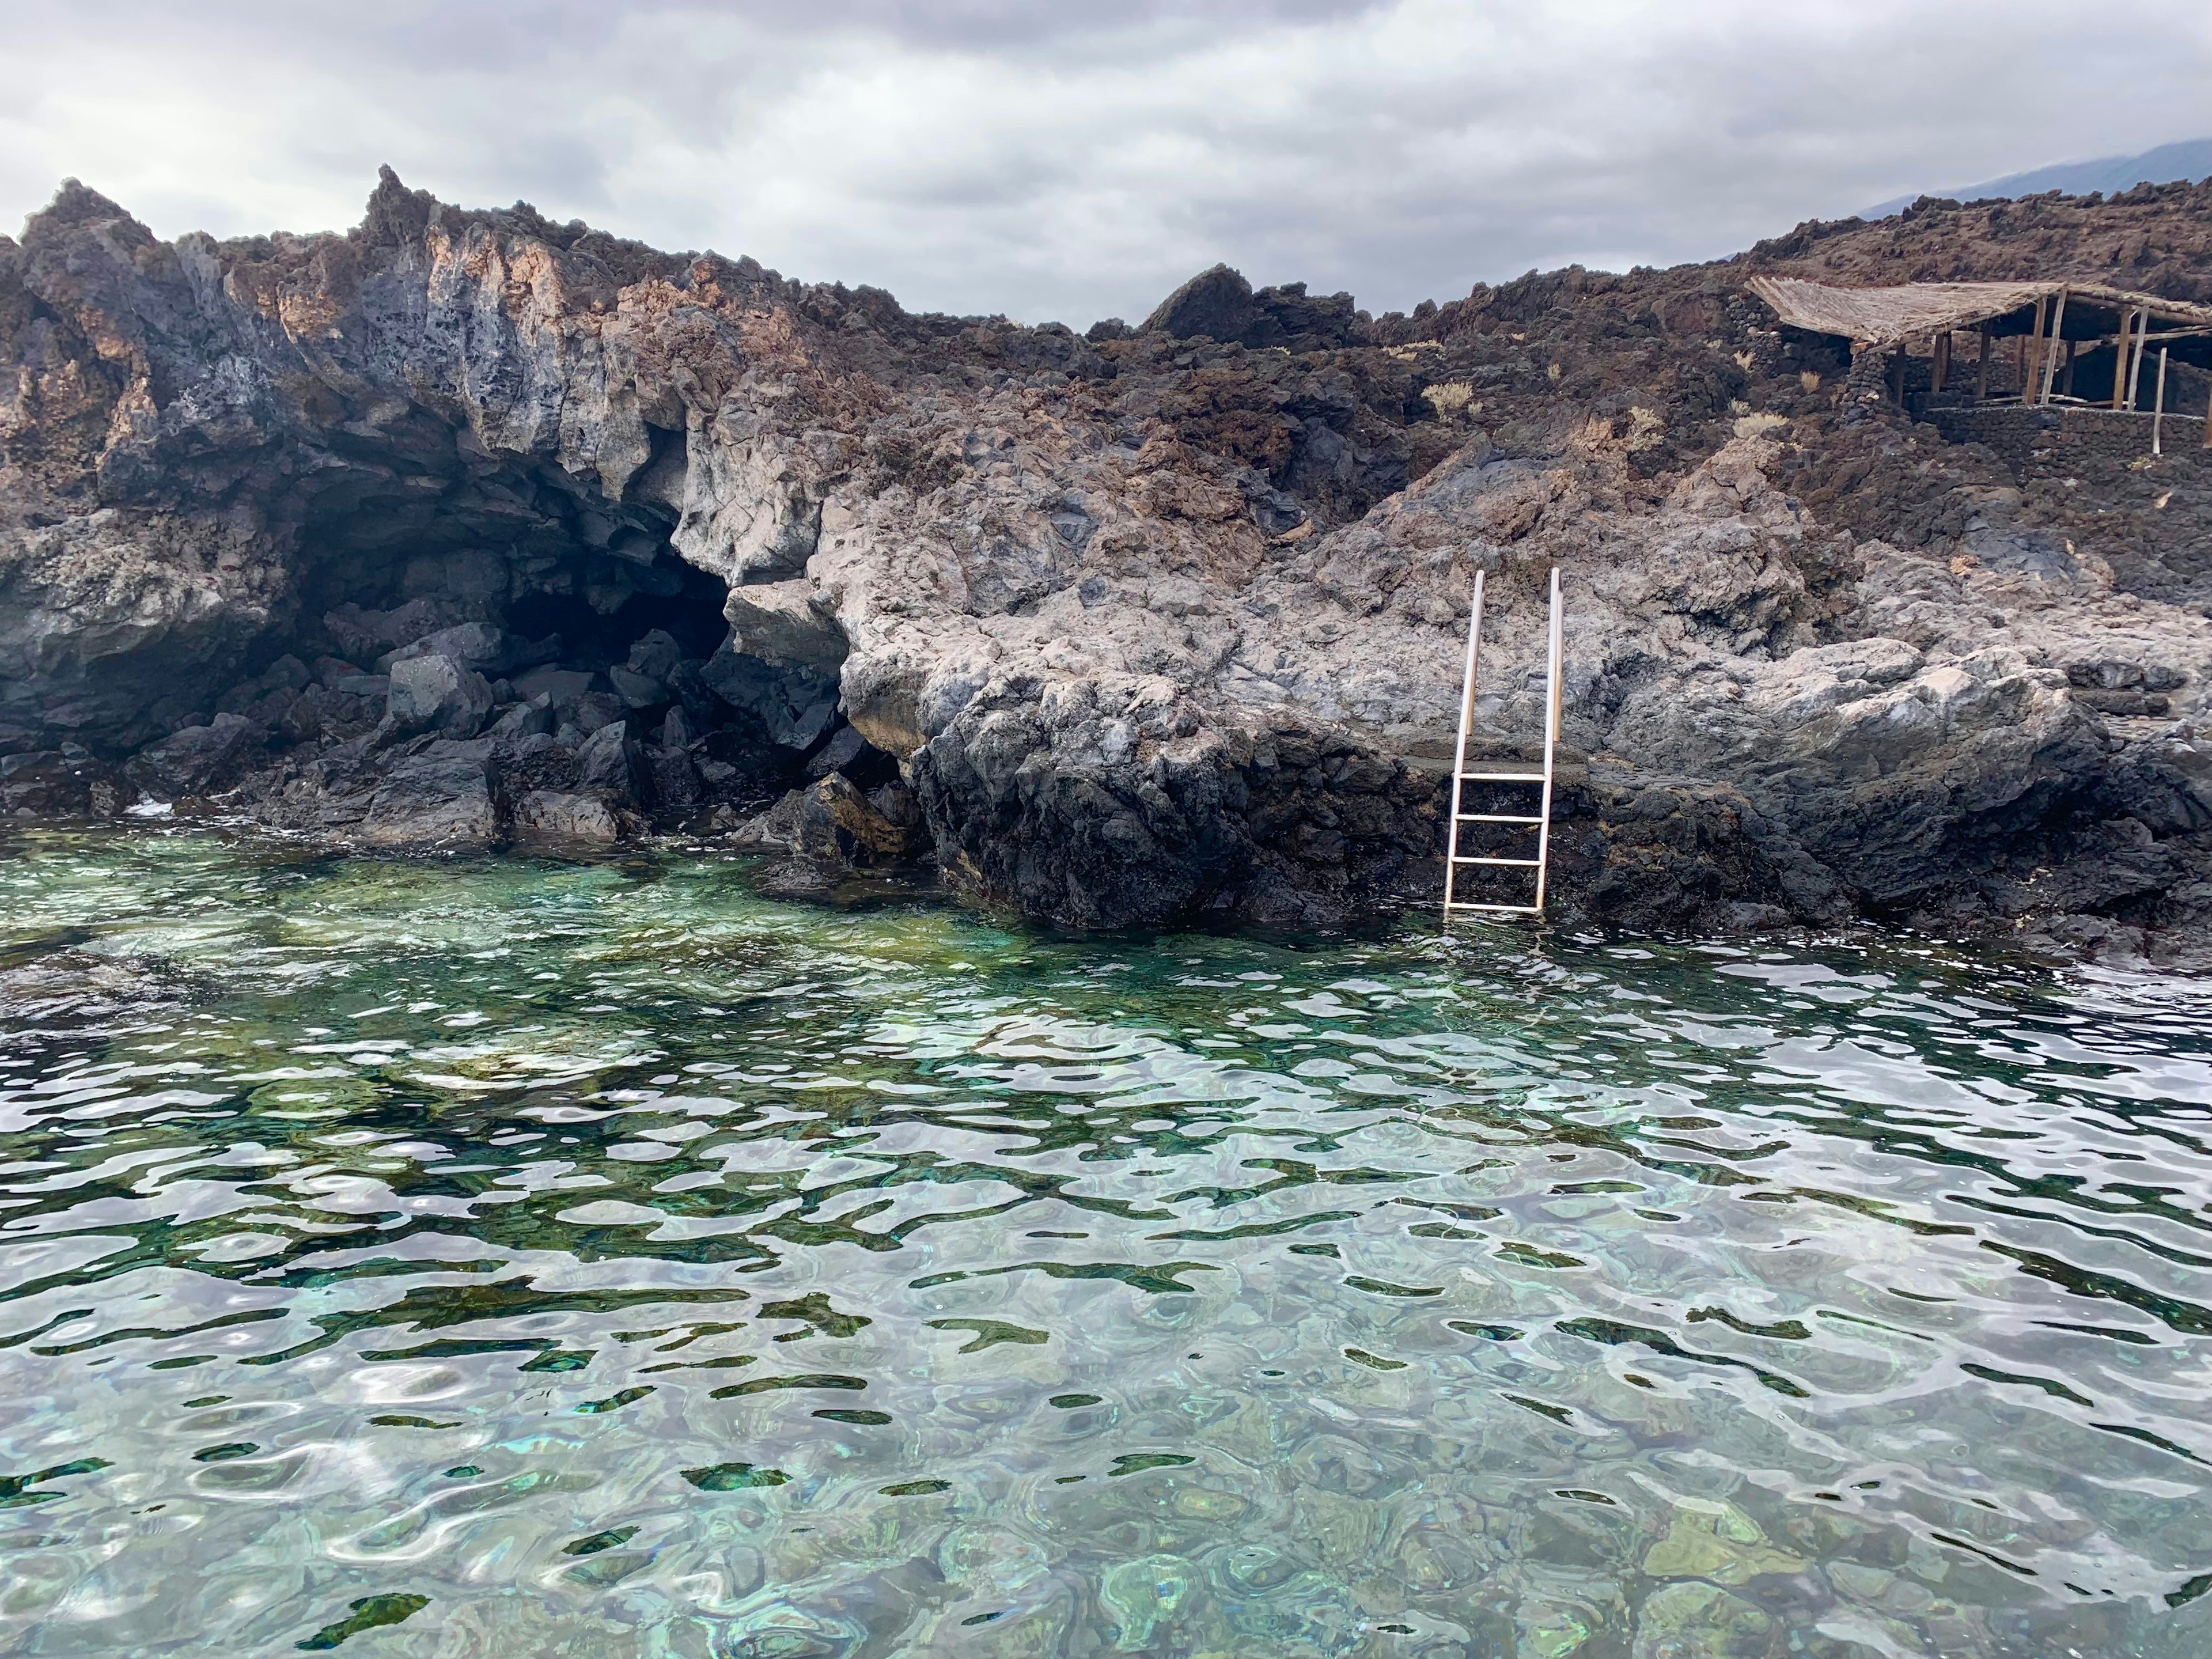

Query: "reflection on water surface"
(1, 830), (2209, 1656)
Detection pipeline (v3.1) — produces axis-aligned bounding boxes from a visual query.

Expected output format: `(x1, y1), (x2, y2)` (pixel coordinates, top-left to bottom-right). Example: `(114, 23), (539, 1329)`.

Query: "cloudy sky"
(6, 1), (2209, 327)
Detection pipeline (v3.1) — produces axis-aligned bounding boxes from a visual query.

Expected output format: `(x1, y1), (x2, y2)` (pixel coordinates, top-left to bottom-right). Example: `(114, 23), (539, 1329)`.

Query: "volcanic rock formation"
(4, 169), (2211, 961)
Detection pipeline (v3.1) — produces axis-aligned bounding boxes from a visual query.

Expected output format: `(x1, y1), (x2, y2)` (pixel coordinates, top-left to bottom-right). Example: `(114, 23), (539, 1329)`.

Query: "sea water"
(0, 829), (2207, 1657)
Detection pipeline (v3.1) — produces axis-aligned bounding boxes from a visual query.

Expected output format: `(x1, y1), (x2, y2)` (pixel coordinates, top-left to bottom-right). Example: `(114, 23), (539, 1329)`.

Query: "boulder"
(735, 773), (925, 866)
(387, 654), (494, 736)
(1, 749), (117, 817)
(324, 597), (468, 661)
(608, 665), (668, 709)
(577, 722), (646, 806)
(804, 724), (871, 780)
(573, 691), (627, 733)
(511, 666), (597, 713)
(512, 790), (620, 844)
(627, 628), (686, 681)
(377, 624), (559, 680)
(488, 695), (554, 741)
(378, 621), (505, 674)
(126, 713), (264, 799)
(1143, 263), (1257, 343)
(356, 744), (499, 847)
(700, 643), (842, 749)
(665, 659), (721, 730)
(647, 745), (703, 810)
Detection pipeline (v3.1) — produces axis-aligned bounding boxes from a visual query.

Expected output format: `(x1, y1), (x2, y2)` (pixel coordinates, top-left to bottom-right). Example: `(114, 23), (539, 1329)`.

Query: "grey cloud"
(5, 1), (2209, 330)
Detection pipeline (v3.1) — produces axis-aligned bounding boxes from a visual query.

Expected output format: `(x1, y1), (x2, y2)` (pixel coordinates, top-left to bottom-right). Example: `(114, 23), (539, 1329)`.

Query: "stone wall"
(1925, 404), (2207, 473)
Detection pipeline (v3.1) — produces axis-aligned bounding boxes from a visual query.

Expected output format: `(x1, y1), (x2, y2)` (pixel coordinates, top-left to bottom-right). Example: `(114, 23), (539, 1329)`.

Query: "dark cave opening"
(283, 419), (725, 680)
(164, 415), (892, 827)
(501, 575), (730, 671)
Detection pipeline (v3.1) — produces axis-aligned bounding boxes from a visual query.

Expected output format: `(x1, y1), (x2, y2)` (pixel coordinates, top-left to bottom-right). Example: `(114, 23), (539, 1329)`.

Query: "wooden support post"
(2126, 316), (2149, 410)
(2038, 289), (2068, 404)
(1933, 332), (1950, 395)
(1891, 343), (1906, 404)
(2112, 309), (2135, 409)
(2152, 346), (2168, 454)
(1976, 327), (1991, 399)
(2020, 296), (2044, 402)
(2061, 339), (2076, 398)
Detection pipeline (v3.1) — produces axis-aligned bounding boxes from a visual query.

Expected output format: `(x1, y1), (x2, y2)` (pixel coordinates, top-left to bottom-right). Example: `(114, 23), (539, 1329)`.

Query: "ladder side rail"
(1532, 566), (1562, 915)
(1442, 567), (1485, 916)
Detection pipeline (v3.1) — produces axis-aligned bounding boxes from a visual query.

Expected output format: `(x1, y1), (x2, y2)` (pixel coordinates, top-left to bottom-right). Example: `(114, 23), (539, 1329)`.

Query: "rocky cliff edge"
(4, 170), (2211, 963)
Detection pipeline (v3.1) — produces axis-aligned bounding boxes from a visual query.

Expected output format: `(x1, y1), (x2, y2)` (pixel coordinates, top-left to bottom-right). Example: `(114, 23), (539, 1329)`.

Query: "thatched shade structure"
(1748, 276), (2212, 427)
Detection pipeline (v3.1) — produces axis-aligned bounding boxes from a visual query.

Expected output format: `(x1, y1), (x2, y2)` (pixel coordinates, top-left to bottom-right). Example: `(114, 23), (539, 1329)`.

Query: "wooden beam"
(2126, 312), (2149, 410)
(2038, 289), (2069, 404)
(2020, 296), (2044, 402)
(1933, 331), (1951, 394)
(2152, 346), (2168, 455)
(2111, 308), (2135, 410)
(2061, 339), (2077, 398)
(1976, 327), (1991, 399)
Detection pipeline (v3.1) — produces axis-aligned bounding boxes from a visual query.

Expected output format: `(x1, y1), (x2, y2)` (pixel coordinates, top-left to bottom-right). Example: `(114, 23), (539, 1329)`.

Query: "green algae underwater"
(1, 827), (2209, 1657)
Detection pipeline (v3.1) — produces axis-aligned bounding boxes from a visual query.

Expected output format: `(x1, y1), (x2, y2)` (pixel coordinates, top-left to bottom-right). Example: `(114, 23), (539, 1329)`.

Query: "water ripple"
(0, 830), (2208, 1654)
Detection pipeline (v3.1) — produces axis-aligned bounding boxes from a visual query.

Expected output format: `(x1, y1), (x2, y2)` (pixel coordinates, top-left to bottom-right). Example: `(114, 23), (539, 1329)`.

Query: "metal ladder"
(1442, 566), (1562, 919)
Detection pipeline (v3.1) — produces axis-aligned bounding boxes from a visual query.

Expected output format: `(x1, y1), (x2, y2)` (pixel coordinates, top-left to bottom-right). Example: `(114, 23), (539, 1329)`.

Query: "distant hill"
(1863, 138), (2212, 220)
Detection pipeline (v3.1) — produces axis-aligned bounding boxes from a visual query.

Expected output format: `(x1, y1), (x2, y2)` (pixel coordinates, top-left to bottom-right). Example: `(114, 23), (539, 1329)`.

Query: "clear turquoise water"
(1, 830), (2209, 1657)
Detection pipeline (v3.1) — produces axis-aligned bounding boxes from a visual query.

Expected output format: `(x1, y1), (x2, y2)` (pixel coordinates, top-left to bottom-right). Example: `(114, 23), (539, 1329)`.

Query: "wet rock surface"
(4, 168), (2212, 959)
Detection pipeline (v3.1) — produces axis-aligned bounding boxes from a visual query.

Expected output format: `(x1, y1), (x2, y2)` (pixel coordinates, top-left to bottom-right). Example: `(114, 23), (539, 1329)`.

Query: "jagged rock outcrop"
(4, 167), (2211, 961)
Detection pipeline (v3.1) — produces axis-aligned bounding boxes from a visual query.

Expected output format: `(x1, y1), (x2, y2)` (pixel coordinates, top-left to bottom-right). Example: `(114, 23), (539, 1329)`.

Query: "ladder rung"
(1452, 856), (1543, 867)
(1456, 770), (1546, 782)
(1456, 813), (1544, 824)
(1445, 901), (1544, 914)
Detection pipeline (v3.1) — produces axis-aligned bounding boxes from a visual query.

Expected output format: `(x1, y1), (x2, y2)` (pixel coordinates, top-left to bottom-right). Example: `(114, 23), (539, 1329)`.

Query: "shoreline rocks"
(4, 169), (2211, 965)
